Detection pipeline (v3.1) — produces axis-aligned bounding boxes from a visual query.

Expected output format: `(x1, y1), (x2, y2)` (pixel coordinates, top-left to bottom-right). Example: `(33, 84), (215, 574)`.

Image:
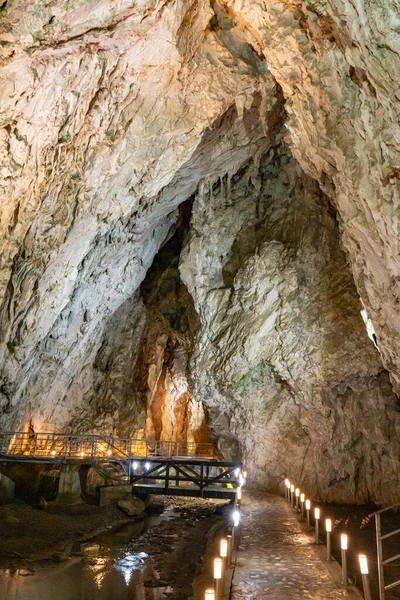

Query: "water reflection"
(0, 514), (173, 600)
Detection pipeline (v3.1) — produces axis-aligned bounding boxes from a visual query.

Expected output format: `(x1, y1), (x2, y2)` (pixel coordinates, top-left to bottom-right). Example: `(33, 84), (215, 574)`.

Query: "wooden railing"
(0, 432), (214, 460)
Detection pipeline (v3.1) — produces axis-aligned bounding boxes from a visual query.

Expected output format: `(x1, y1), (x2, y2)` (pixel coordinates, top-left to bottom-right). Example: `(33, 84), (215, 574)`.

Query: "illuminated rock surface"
(0, 0), (400, 502)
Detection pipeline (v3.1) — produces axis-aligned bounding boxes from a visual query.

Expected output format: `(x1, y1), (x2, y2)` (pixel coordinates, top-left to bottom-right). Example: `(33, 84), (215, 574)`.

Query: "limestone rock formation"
(0, 0), (400, 503)
(181, 143), (400, 504)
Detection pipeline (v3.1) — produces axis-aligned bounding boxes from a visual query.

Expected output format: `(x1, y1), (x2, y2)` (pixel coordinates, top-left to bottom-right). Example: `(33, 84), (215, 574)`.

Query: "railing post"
(129, 460), (133, 485)
(376, 513), (386, 600)
(163, 463), (168, 490)
(341, 534), (348, 586)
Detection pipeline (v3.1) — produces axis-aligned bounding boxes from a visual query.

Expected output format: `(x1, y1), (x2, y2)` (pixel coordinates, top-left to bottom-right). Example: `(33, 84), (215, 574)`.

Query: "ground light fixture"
(231, 510), (240, 557)
(239, 474), (245, 487)
(205, 590), (215, 600)
(359, 555), (372, 600)
(306, 499), (311, 530)
(233, 509), (240, 527)
(213, 557), (223, 600)
(314, 507), (320, 544)
(359, 555), (368, 574)
(236, 486), (242, 505)
(325, 519), (332, 561)
(295, 488), (300, 511)
(290, 484), (295, 506)
(220, 539), (228, 558)
(300, 493), (305, 519)
(341, 534), (348, 585)
(213, 557), (222, 578)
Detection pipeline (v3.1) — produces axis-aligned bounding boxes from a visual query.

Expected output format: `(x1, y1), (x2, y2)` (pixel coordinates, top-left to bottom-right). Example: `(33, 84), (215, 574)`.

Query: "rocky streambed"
(0, 497), (228, 600)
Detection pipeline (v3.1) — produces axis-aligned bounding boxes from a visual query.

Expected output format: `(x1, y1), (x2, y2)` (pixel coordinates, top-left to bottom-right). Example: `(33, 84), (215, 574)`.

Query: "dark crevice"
(349, 65), (377, 98)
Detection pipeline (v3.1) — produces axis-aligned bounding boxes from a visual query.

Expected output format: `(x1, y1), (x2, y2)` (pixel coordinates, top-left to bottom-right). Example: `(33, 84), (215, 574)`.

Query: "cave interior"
(1, 0), (400, 505)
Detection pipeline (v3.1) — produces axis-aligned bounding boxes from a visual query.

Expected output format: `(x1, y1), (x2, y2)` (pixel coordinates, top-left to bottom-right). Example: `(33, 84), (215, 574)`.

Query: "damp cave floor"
(231, 493), (363, 600)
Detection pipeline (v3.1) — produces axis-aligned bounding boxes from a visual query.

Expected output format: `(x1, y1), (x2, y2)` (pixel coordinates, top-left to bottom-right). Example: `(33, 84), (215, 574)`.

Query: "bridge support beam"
(0, 472), (15, 503)
(57, 465), (82, 504)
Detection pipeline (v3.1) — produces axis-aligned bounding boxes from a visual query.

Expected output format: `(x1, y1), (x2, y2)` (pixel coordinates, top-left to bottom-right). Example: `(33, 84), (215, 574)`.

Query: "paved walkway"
(231, 493), (362, 600)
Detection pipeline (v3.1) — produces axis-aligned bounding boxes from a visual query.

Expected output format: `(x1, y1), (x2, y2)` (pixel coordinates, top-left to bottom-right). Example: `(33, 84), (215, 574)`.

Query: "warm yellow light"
(300, 493), (305, 503)
(205, 590), (215, 600)
(286, 480), (291, 488)
(325, 518), (332, 532)
(341, 534), (348, 550)
(213, 557), (223, 579)
(243, 470), (247, 478)
(236, 486), (242, 501)
(295, 488), (300, 497)
(284, 478), (289, 486)
(290, 484), (295, 492)
(359, 554), (368, 574)
(315, 507), (320, 519)
(107, 449), (112, 456)
(80, 451), (85, 457)
(306, 499), (311, 510)
(51, 450), (56, 456)
(220, 539), (228, 558)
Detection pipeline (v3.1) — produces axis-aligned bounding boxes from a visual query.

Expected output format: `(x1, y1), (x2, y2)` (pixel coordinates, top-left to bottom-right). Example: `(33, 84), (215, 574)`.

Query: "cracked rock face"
(1, 0), (400, 502)
(181, 144), (400, 504)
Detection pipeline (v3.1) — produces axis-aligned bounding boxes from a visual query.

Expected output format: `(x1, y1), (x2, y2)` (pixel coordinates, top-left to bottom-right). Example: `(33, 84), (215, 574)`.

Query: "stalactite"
(198, 180), (205, 210)
(220, 175), (225, 205)
(226, 173), (232, 207)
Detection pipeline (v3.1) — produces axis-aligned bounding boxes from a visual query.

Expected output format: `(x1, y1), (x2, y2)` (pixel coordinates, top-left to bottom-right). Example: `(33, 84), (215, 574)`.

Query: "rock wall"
(0, 0), (276, 430)
(214, 0), (400, 392)
(180, 143), (400, 504)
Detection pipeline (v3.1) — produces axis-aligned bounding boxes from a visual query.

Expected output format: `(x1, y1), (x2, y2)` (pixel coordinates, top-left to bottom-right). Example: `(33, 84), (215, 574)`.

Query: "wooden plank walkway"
(231, 493), (362, 600)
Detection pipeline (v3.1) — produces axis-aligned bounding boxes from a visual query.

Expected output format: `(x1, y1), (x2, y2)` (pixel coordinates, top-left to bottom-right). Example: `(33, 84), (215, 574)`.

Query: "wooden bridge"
(0, 432), (243, 499)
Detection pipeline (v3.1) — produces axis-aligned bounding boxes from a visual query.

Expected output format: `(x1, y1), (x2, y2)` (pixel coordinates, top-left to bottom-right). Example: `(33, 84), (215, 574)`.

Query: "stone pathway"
(231, 493), (361, 600)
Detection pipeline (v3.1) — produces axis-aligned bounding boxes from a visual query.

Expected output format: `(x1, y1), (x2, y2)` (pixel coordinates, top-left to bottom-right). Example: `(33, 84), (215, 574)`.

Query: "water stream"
(0, 512), (175, 600)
